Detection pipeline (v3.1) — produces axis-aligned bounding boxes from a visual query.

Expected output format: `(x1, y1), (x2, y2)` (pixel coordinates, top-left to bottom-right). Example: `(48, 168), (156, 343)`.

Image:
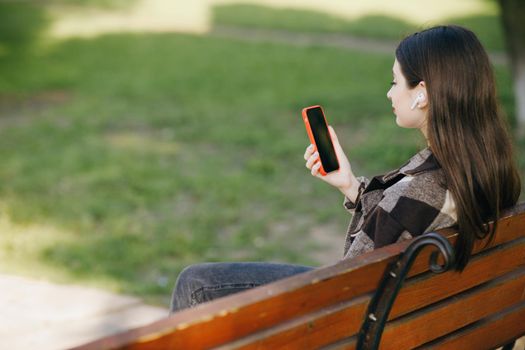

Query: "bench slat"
(320, 300), (525, 350)
(391, 236), (525, 316)
(423, 301), (525, 349)
(380, 268), (525, 349)
(321, 275), (525, 350)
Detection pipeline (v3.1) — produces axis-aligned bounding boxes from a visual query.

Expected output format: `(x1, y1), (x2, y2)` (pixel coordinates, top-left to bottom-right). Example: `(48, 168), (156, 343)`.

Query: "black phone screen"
(306, 107), (339, 173)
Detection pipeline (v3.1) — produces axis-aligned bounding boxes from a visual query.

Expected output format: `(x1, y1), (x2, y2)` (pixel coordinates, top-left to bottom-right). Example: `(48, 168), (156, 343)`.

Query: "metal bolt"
(368, 313), (377, 322)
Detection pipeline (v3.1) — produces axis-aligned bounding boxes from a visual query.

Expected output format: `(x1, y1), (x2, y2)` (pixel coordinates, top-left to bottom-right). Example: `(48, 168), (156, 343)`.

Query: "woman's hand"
(304, 126), (361, 202)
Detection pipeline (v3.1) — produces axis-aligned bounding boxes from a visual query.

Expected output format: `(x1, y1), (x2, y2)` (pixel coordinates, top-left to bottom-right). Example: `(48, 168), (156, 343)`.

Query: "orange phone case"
(301, 105), (339, 176)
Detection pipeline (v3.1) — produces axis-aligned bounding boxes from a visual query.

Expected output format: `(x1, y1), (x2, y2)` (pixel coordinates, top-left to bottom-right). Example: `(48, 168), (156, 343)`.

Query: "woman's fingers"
(311, 162), (321, 176)
(305, 151), (319, 170)
(303, 144), (315, 160)
(304, 144), (321, 177)
(304, 144), (322, 177)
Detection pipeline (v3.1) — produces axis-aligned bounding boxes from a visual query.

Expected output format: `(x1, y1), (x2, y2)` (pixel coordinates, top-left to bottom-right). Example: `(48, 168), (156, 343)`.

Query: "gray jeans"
(170, 262), (314, 312)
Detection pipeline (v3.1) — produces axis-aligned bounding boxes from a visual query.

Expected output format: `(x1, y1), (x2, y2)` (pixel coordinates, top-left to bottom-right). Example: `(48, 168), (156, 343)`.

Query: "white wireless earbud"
(410, 92), (425, 110)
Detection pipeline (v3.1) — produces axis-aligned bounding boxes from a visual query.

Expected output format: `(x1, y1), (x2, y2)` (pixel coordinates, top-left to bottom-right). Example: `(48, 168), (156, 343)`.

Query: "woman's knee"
(175, 264), (209, 289)
(171, 263), (212, 312)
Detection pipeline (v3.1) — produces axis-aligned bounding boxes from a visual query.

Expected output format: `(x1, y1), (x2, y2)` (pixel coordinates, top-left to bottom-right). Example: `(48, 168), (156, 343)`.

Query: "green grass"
(212, 4), (506, 52)
(0, 21), (519, 306)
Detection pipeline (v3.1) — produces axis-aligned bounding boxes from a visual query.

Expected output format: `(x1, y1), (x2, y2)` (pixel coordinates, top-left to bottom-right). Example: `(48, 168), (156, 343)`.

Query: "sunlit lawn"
(0, 4), (518, 306)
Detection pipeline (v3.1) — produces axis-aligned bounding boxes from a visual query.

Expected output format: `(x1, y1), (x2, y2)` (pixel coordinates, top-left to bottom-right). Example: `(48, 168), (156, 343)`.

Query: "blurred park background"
(0, 0), (522, 307)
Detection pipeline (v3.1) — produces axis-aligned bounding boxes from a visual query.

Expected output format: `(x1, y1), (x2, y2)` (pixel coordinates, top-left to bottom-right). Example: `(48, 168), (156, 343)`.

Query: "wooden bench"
(72, 203), (525, 350)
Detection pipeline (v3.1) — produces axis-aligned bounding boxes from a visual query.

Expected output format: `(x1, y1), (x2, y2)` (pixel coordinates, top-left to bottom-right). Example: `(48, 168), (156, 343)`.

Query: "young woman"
(171, 25), (521, 312)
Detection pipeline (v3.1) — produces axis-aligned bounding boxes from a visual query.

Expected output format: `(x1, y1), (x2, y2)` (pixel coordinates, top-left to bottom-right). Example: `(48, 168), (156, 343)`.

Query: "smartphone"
(302, 105), (340, 175)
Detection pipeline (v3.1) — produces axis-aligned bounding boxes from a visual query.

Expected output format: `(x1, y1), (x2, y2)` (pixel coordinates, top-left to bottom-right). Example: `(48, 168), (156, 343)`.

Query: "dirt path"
(210, 25), (507, 65)
(0, 273), (166, 350)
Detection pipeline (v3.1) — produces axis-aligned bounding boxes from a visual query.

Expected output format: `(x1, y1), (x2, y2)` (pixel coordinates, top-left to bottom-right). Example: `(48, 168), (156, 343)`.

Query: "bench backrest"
(72, 203), (525, 349)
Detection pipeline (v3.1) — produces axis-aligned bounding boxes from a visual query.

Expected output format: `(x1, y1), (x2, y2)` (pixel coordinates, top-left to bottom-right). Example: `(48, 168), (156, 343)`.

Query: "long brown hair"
(396, 25), (521, 270)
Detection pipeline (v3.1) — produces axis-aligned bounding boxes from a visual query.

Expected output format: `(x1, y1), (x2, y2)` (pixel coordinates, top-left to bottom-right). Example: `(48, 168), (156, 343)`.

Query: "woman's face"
(387, 59), (428, 136)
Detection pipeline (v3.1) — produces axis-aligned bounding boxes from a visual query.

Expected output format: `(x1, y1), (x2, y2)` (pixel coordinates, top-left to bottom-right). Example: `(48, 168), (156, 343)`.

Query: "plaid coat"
(343, 148), (457, 259)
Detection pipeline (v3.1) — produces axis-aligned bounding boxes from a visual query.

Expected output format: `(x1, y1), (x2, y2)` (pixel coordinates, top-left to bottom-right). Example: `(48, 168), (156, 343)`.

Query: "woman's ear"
(417, 81), (429, 108)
